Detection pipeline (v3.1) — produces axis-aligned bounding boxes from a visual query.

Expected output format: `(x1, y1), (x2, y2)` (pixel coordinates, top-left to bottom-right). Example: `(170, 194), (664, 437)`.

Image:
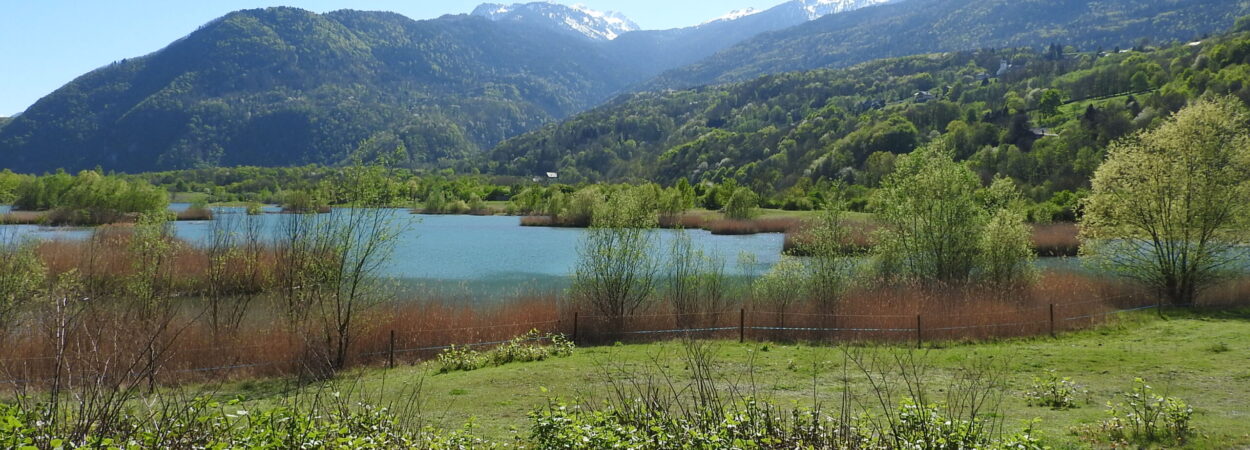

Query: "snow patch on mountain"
(471, 2), (639, 41)
(701, 8), (763, 26)
(798, 0), (892, 19)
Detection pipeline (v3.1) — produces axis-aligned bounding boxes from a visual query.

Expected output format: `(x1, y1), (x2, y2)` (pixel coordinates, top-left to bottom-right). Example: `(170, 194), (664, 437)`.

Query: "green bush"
(436, 345), (486, 373)
(528, 397), (1046, 449)
(1079, 378), (1194, 445)
(437, 330), (574, 374)
(722, 187), (759, 219)
(0, 398), (495, 449)
(1024, 370), (1084, 409)
(12, 170), (169, 224)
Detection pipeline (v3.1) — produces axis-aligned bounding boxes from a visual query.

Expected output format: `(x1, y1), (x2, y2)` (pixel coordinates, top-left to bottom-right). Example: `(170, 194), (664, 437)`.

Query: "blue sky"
(0, 0), (776, 116)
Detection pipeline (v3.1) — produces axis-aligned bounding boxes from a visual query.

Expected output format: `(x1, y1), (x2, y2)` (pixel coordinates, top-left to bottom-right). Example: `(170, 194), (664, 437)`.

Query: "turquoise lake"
(0, 205), (784, 297)
(1, 204), (1094, 298)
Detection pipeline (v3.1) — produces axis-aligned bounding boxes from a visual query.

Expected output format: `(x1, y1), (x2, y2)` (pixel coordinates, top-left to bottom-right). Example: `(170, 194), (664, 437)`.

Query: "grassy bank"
(217, 308), (1250, 447)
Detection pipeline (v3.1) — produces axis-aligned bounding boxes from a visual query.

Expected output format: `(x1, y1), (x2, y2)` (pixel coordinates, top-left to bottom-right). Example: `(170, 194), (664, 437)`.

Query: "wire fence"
(0, 297), (1163, 387)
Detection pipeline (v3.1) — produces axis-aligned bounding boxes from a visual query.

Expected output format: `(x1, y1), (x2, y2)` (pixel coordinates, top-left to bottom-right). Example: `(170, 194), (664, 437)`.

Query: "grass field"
(216, 308), (1250, 448)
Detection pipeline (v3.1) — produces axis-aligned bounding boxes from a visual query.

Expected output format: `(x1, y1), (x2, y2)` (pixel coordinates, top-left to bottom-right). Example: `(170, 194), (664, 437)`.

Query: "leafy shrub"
(891, 399), (1047, 449)
(491, 330), (574, 365)
(1024, 370), (1084, 409)
(437, 330), (574, 374)
(436, 345), (486, 373)
(529, 398), (1046, 449)
(723, 187), (759, 220)
(1078, 378), (1194, 445)
(0, 397), (496, 449)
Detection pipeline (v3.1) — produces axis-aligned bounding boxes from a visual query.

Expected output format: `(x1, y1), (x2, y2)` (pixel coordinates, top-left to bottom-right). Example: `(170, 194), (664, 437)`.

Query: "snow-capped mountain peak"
(797, 0), (892, 20)
(471, 2), (639, 41)
(701, 8), (763, 26)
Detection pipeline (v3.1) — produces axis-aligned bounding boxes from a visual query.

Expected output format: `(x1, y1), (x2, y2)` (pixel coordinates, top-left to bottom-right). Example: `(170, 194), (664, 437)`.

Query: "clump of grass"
(1205, 342), (1231, 353)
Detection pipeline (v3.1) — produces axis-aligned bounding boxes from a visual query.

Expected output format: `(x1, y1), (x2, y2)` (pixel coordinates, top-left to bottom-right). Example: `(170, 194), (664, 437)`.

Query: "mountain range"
(650, 0), (1248, 89)
(0, 0), (1246, 174)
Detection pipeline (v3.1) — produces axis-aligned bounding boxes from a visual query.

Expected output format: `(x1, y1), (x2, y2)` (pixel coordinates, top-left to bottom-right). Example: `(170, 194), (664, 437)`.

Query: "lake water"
(0, 205), (784, 296)
(2, 204), (1096, 298)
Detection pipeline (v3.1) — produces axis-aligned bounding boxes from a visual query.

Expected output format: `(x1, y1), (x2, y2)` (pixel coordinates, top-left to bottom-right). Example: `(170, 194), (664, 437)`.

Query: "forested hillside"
(604, 0), (893, 79)
(488, 23), (1250, 218)
(2, 1), (1245, 176)
(652, 0), (1248, 88)
(0, 7), (644, 173)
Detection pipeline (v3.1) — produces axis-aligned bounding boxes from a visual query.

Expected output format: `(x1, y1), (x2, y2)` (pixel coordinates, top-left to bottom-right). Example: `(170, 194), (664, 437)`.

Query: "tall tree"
(1081, 97), (1250, 305)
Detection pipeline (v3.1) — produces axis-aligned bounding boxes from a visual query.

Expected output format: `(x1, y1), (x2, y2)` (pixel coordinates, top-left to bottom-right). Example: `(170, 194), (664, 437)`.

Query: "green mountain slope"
(488, 25), (1250, 212)
(651, 0), (1249, 89)
(0, 7), (644, 173)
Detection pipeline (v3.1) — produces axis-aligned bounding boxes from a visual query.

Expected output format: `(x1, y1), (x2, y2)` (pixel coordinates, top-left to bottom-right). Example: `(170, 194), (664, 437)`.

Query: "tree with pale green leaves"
(871, 142), (1034, 286)
(723, 187), (759, 220)
(1081, 97), (1250, 305)
(572, 189), (661, 325)
(0, 238), (45, 336)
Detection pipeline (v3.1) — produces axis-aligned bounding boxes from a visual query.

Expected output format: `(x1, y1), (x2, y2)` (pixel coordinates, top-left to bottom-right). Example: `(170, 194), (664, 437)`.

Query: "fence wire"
(1, 301), (1162, 385)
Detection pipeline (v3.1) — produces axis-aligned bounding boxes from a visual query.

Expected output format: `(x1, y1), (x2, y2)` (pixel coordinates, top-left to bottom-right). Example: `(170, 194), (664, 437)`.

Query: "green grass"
(214, 308), (1250, 448)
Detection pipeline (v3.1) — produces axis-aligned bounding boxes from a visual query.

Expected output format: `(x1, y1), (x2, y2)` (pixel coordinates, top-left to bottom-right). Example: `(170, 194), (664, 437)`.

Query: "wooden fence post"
(388, 330), (396, 369)
(739, 308), (745, 343)
(572, 311), (579, 344)
(1049, 304), (1056, 338)
(916, 315), (922, 349)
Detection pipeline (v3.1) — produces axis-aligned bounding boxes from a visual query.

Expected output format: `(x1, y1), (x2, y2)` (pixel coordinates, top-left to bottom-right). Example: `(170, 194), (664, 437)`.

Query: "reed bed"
(3, 268), (1243, 388)
(703, 217), (802, 235)
(782, 221), (876, 255)
(575, 272), (1161, 344)
(0, 211), (47, 225)
(0, 294), (566, 387)
(1031, 222), (1081, 256)
(32, 227), (279, 296)
(4, 222), (1245, 390)
(175, 207), (214, 221)
(519, 215), (556, 226)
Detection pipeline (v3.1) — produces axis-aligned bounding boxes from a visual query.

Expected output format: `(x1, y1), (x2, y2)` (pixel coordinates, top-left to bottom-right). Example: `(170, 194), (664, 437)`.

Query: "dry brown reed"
(0, 211), (47, 225)
(0, 293), (566, 387)
(5, 224), (1243, 389)
(702, 217), (802, 235)
(783, 221), (876, 255)
(576, 272), (1162, 345)
(0, 209), (142, 226)
(4, 266), (1240, 388)
(1031, 222), (1081, 257)
(1196, 277), (1250, 307)
(33, 225), (278, 296)
(519, 215), (555, 227)
(664, 213), (710, 229)
(175, 207), (214, 221)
